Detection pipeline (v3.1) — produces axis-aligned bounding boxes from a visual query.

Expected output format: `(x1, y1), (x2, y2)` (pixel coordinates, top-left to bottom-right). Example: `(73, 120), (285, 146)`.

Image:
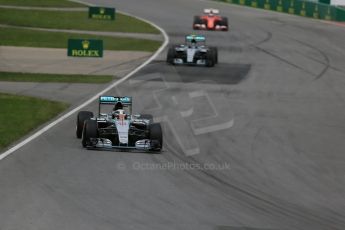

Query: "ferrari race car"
(193, 8), (228, 31)
(76, 96), (163, 152)
(166, 34), (218, 67)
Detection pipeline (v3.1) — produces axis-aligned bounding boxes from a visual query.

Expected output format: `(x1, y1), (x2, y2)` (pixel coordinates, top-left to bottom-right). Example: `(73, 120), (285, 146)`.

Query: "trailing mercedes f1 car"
(193, 8), (228, 31)
(76, 96), (163, 152)
(166, 34), (218, 67)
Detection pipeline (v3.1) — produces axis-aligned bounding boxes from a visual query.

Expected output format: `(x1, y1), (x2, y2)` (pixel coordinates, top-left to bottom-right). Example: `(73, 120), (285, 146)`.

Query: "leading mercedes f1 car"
(76, 96), (163, 152)
(193, 8), (228, 31)
(166, 34), (218, 67)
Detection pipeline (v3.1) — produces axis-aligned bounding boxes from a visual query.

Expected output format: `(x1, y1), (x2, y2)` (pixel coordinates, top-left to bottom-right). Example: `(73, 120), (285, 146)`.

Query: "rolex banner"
(67, 39), (103, 58)
(89, 7), (115, 20)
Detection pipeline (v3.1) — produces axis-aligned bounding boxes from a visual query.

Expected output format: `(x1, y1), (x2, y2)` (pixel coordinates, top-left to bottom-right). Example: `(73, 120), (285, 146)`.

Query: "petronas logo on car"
(67, 39), (103, 58)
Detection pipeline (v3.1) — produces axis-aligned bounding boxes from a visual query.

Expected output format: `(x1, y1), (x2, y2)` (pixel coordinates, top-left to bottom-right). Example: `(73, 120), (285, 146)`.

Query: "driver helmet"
(113, 109), (127, 119)
(191, 38), (197, 48)
(112, 102), (127, 119)
(113, 101), (123, 111)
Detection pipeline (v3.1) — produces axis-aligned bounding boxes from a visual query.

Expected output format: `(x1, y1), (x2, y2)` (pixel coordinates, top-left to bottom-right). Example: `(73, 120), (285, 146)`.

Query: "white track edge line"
(0, 5), (169, 161)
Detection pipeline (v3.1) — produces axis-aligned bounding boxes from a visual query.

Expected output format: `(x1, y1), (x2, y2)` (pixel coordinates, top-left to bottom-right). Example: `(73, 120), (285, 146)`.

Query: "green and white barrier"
(215, 0), (345, 21)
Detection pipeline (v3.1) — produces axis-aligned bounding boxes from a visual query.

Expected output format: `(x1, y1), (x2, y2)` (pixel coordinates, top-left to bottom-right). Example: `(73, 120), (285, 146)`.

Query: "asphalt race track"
(1, 0), (345, 229)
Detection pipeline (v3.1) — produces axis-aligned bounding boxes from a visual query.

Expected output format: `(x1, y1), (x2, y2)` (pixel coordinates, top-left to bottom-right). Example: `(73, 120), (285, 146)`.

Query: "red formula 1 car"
(193, 8), (228, 31)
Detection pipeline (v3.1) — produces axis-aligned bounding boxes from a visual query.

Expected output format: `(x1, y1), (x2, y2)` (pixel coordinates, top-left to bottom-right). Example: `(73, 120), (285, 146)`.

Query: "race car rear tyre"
(76, 111), (93, 138)
(149, 123), (163, 151)
(167, 47), (176, 65)
(140, 114), (154, 123)
(82, 120), (98, 147)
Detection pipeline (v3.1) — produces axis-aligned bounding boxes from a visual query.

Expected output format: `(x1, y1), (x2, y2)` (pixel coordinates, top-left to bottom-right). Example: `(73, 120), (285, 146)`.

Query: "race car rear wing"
(185, 34), (206, 43)
(98, 96), (132, 115)
(204, 8), (219, 14)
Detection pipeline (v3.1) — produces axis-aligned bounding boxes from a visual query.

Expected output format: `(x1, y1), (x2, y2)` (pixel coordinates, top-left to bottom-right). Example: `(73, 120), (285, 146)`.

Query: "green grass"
(0, 27), (161, 52)
(0, 93), (69, 150)
(0, 0), (84, 7)
(0, 72), (115, 83)
(0, 8), (160, 34)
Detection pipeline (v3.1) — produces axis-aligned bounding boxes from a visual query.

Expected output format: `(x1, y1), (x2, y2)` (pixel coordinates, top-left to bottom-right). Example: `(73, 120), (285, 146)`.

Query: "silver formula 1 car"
(76, 96), (163, 152)
(166, 34), (218, 67)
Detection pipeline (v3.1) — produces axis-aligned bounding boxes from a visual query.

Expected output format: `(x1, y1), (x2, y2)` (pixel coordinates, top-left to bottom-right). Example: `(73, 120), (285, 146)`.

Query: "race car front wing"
(86, 138), (161, 151)
(173, 58), (206, 65)
(193, 24), (228, 31)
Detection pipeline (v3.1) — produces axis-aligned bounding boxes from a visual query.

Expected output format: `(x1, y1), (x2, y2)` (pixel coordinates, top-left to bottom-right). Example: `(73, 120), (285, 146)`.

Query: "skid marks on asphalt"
(116, 63), (239, 156)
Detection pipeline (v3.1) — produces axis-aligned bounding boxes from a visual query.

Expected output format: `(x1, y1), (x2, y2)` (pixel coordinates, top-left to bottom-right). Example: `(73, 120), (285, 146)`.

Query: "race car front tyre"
(206, 51), (216, 67)
(76, 111), (93, 138)
(82, 120), (98, 147)
(221, 17), (229, 31)
(167, 47), (176, 65)
(210, 47), (218, 64)
(193, 16), (203, 29)
(149, 123), (163, 151)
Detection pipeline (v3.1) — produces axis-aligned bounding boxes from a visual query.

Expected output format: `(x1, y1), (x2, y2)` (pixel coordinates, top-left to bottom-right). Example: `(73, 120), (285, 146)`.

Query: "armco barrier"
(216, 0), (345, 21)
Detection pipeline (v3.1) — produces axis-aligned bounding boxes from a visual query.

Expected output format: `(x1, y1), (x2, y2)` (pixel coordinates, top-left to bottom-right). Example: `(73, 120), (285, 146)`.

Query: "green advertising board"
(89, 6), (115, 20)
(67, 39), (103, 58)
